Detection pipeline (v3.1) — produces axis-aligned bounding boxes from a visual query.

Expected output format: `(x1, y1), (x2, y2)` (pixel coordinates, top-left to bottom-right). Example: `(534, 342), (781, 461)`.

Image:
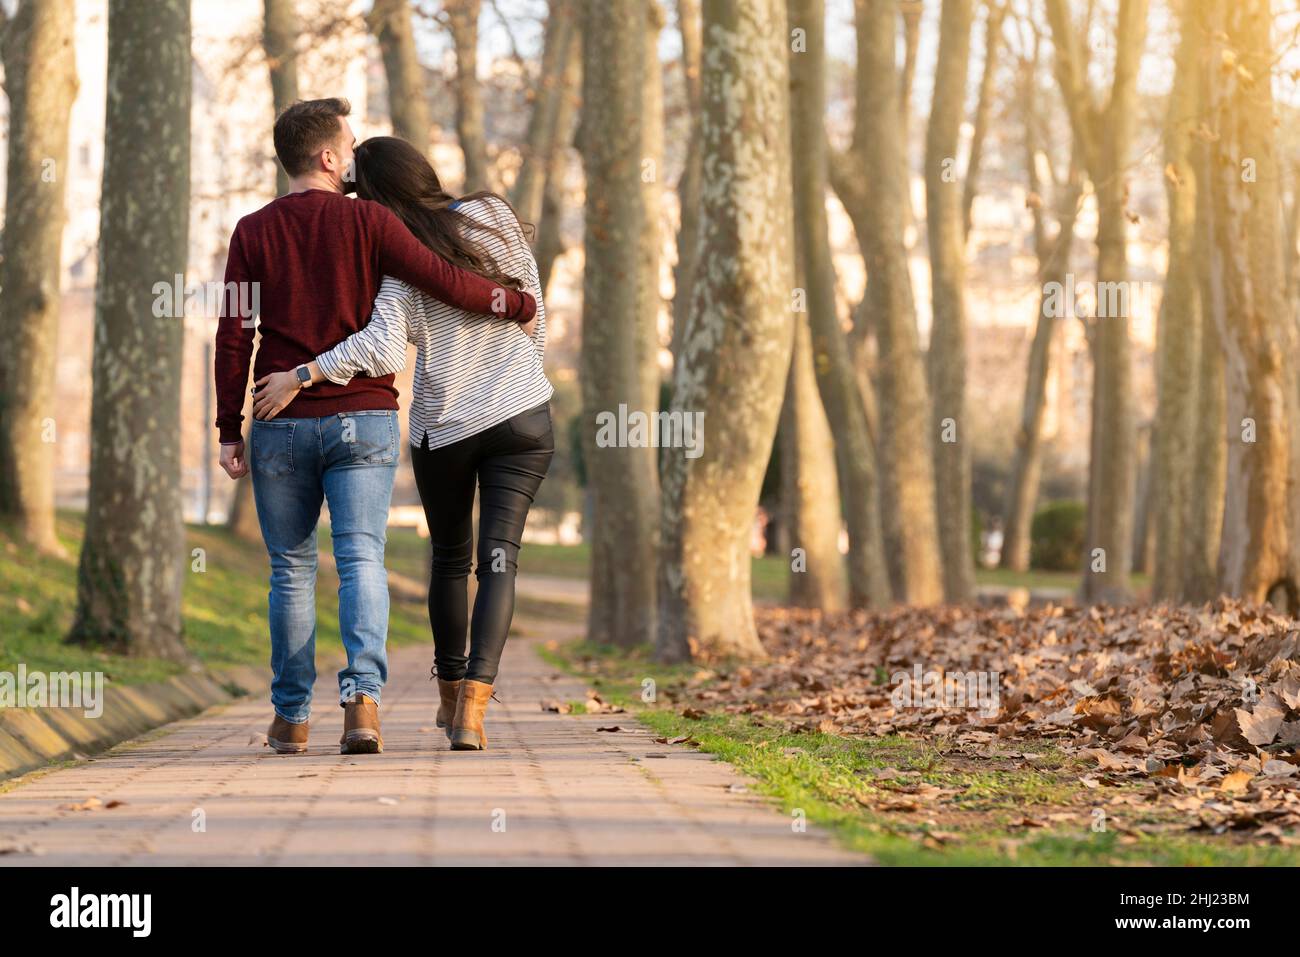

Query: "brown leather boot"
(267, 715), (309, 754)
(451, 679), (493, 751)
(340, 693), (383, 754)
(436, 678), (463, 740)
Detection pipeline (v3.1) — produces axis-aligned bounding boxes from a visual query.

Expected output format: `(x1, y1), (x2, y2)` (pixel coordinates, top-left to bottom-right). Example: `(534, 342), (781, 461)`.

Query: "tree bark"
(670, 0), (703, 363)
(0, 0), (78, 557)
(1203, 0), (1295, 603)
(226, 468), (262, 541)
(227, 0), (301, 541)
(1045, 0), (1149, 604)
(579, 0), (658, 648)
(897, 0), (922, 240)
(535, 31), (581, 295)
(779, 317), (847, 611)
(1001, 57), (1082, 573)
(924, 0), (976, 602)
(961, 0), (1006, 240)
(854, 0), (943, 605)
(1151, 4), (1203, 600)
(638, 0), (664, 418)
(263, 0), (299, 197)
(510, 0), (578, 227)
(657, 0), (795, 661)
(369, 0), (430, 153)
(1131, 421), (1155, 574)
(788, 0), (889, 608)
(1181, 97), (1226, 603)
(446, 0), (489, 191)
(70, 0), (191, 661)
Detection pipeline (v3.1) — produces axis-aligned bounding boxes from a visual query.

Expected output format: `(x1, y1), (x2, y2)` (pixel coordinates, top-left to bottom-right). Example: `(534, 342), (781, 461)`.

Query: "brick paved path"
(0, 617), (863, 866)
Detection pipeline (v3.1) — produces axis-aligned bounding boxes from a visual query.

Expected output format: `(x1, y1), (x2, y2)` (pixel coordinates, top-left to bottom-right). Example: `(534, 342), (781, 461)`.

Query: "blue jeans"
(250, 410), (399, 723)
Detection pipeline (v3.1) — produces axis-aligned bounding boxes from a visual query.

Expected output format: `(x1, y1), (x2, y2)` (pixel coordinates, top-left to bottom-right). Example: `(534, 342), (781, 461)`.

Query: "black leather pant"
(410, 402), (554, 684)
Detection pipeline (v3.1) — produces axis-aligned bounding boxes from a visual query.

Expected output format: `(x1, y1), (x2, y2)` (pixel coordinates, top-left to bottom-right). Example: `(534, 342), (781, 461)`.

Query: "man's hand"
(220, 441), (249, 479)
(252, 370), (302, 420)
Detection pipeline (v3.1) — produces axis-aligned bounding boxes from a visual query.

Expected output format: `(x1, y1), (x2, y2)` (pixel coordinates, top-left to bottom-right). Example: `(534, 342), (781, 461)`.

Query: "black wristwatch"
(295, 365), (313, 389)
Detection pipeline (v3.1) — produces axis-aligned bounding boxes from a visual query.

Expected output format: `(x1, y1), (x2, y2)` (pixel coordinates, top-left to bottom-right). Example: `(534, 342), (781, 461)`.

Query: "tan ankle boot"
(340, 693), (383, 754)
(267, 714), (309, 754)
(436, 678), (463, 739)
(451, 679), (493, 751)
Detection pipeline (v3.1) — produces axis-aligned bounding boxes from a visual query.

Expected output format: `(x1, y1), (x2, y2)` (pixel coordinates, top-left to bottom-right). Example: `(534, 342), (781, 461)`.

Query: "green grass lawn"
(0, 513), (431, 686)
(541, 638), (1298, 866)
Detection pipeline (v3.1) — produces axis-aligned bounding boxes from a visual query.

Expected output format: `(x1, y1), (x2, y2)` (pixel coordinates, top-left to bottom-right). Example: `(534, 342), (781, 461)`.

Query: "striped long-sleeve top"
(315, 195), (553, 450)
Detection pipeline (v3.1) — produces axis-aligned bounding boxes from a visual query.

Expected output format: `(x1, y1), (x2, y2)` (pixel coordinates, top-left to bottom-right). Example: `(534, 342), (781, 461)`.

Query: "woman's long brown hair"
(352, 136), (530, 290)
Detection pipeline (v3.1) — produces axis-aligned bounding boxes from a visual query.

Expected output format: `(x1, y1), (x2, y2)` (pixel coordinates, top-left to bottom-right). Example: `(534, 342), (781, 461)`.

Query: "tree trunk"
(788, 0), (889, 608)
(1131, 421), (1154, 574)
(1181, 106), (1226, 603)
(510, 0), (578, 226)
(535, 164), (567, 295)
(369, 0), (430, 153)
(262, 0), (299, 197)
(1001, 60), (1082, 572)
(1045, 0), (1148, 604)
(579, 0), (658, 648)
(446, 0), (489, 191)
(634, 0), (664, 609)
(535, 32), (581, 295)
(226, 0), (301, 540)
(0, 0), (78, 557)
(779, 317), (846, 611)
(638, 0), (664, 417)
(961, 0), (1006, 240)
(657, 0), (795, 661)
(670, 0), (703, 363)
(1151, 5), (1203, 600)
(897, 0), (921, 241)
(226, 467), (263, 541)
(924, 0), (976, 602)
(1084, 7), (1144, 605)
(855, 0), (942, 605)
(1203, 0), (1295, 603)
(828, 1), (906, 601)
(69, 0), (191, 661)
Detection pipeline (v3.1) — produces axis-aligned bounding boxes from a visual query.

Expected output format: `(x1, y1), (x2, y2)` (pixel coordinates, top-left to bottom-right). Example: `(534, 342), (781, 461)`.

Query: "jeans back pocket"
(339, 411), (397, 466)
(251, 419), (296, 477)
(505, 403), (553, 443)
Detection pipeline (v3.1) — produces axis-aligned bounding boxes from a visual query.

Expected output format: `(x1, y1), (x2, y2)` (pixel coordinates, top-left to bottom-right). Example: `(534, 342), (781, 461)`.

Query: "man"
(214, 98), (534, 755)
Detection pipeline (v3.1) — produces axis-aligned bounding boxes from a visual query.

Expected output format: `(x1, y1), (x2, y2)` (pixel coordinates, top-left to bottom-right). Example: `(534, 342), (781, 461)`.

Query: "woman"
(252, 136), (553, 751)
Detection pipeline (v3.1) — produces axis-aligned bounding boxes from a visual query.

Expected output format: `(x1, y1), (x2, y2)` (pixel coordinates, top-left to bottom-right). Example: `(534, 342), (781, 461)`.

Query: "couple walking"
(214, 98), (552, 755)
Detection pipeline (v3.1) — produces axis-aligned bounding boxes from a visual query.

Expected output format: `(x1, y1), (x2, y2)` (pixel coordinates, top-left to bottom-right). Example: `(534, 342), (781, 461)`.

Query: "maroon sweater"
(214, 188), (535, 444)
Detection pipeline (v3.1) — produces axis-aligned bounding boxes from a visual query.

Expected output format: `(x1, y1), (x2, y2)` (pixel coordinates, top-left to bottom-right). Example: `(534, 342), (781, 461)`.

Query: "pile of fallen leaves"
(679, 599), (1300, 838)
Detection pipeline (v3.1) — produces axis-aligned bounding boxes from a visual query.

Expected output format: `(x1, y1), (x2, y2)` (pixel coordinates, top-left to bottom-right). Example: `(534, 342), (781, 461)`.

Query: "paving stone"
(0, 621), (865, 867)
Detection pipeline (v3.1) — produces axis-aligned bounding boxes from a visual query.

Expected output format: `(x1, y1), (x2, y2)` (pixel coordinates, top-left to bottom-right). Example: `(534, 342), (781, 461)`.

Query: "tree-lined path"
(0, 612), (861, 867)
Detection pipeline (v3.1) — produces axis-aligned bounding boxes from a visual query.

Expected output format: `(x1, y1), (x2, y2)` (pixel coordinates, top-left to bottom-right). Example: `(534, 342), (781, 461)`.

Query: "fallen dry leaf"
(1237, 701), (1286, 748)
(653, 735), (696, 745)
(1220, 770), (1255, 793)
(607, 597), (1300, 839)
(59, 797), (104, 812)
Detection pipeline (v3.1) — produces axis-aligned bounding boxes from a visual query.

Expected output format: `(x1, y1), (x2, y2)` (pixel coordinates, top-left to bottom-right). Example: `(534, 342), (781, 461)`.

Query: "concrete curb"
(0, 663), (271, 782)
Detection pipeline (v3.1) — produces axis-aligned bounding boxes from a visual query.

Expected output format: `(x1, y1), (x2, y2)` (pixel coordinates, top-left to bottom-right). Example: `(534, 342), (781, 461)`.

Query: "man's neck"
(287, 173), (340, 195)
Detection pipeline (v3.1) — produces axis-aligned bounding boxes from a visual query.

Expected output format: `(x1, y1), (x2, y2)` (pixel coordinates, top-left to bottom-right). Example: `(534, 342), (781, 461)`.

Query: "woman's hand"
(252, 370), (302, 420)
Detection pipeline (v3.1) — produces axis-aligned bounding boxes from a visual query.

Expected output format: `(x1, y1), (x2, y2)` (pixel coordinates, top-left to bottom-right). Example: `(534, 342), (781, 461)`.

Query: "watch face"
(297, 366), (310, 384)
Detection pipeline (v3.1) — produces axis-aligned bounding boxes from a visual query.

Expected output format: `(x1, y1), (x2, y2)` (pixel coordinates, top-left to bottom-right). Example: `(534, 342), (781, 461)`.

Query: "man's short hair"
(273, 97), (351, 178)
